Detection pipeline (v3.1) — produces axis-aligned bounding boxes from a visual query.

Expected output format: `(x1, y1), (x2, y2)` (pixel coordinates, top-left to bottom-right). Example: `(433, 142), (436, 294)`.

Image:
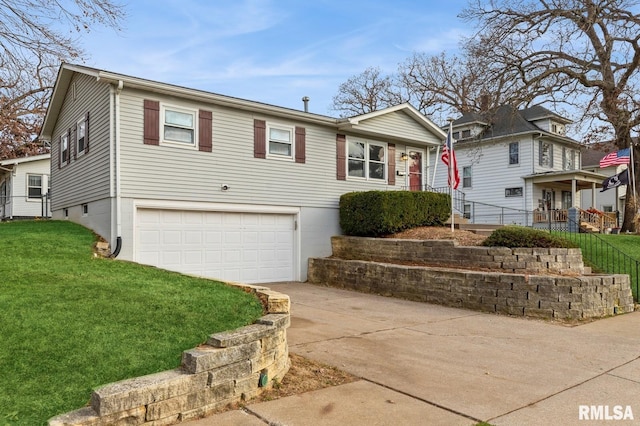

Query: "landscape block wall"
(307, 237), (634, 321)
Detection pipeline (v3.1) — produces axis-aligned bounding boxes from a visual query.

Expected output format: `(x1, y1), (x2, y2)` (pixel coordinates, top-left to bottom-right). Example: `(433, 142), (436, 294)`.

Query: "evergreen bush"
(339, 190), (450, 237)
(481, 226), (578, 248)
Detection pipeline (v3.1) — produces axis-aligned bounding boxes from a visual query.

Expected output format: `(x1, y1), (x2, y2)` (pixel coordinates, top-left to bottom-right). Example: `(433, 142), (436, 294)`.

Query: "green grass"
(552, 231), (640, 300)
(0, 220), (264, 425)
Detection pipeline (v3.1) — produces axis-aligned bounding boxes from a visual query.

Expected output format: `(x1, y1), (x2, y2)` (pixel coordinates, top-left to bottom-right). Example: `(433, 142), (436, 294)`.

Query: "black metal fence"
(545, 216), (640, 302)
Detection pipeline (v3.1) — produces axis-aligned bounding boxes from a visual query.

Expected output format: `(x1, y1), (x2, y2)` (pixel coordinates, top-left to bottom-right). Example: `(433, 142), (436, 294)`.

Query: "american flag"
(599, 148), (630, 168)
(441, 130), (460, 189)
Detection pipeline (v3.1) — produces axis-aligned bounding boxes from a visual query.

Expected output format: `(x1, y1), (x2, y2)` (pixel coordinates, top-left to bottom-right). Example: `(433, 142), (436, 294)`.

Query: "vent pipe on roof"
(302, 96), (310, 112)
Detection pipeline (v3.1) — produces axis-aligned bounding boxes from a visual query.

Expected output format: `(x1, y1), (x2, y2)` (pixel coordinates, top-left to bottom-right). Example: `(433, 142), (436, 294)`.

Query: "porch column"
(591, 182), (596, 208)
(572, 178), (577, 207)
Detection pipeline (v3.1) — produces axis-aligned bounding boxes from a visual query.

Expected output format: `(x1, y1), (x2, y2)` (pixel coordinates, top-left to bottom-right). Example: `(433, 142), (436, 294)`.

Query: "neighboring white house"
(428, 105), (607, 225)
(0, 153), (51, 220)
(39, 63), (446, 284)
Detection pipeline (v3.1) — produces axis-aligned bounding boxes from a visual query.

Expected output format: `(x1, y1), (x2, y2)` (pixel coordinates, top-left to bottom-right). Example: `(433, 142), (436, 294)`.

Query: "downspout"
(111, 80), (124, 257)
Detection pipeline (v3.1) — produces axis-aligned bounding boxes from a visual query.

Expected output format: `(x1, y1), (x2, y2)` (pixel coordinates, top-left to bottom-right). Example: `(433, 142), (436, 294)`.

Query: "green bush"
(339, 190), (450, 237)
(482, 226), (579, 248)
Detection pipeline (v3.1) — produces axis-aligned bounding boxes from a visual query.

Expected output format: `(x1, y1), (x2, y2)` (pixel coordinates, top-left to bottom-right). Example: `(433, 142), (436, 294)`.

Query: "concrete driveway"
(187, 282), (640, 425)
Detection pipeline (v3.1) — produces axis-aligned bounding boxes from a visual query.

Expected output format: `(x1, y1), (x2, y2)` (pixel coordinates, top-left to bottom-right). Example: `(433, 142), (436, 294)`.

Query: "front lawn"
(0, 220), (263, 425)
(553, 231), (640, 300)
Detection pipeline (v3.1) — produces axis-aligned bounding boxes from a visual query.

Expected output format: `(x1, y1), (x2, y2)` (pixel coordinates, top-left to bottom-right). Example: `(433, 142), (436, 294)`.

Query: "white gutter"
(107, 80), (124, 257)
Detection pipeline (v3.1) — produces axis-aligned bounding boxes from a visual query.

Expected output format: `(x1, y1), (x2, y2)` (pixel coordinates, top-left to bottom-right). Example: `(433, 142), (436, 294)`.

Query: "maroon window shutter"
(84, 111), (90, 154)
(143, 100), (160, 145)
(388, 144), (396, 186)
(336, 134), (346, 180)
(67, 129), (72, 165)
(295, 126), (306, 163)
(198, 110), (212, 152)
(254, 119), (266, 158)
(58, 136), (62, 169)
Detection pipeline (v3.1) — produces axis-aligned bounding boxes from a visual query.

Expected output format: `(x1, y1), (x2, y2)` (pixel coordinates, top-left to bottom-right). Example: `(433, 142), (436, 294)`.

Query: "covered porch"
(524, 170), (617, 232)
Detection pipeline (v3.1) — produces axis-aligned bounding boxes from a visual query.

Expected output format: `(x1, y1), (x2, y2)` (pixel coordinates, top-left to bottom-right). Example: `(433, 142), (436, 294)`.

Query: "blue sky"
(79, 0), (471, 116)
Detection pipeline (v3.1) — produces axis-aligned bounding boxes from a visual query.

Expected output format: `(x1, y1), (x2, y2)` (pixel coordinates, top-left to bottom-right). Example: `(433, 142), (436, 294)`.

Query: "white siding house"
(428, 105), (607, 225)
(0, 154), (51, 220)
(40, 64), (445, 284)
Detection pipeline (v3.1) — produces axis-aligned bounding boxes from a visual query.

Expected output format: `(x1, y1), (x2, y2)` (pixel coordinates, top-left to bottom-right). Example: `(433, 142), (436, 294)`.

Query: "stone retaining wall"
(49, 284), (291, 426)
(308, 237), (635, 321)
(331, 236), (585, 275)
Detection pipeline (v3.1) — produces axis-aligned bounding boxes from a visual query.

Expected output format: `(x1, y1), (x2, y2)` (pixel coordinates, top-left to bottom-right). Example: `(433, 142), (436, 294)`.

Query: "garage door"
(136, 209), (295, 283)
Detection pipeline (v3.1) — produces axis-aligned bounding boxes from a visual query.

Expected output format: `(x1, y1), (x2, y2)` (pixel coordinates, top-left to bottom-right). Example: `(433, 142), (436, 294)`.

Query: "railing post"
(568, 207), (580, 233)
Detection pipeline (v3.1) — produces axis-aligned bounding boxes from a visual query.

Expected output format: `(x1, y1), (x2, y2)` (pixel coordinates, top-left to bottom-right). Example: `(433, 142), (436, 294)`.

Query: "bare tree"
(0, 0), (125, 160)
(461, 0), (640, 231)
(331, 67), (407, 117)
(331, 50), (537, 124)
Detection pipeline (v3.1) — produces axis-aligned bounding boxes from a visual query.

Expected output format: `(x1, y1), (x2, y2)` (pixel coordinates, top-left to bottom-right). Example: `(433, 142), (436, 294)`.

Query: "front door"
(408, 149), (424, 191)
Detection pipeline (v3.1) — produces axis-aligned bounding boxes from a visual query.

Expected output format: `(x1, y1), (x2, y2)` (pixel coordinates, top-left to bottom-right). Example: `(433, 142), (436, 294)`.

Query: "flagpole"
(448, 118), (455, 233)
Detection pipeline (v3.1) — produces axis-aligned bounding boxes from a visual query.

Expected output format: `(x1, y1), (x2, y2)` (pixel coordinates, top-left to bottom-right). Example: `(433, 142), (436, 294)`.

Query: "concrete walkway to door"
(186, 282), (640, 425)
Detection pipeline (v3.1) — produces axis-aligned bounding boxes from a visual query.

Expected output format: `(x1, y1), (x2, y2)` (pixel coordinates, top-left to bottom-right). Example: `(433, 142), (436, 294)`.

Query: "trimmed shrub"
(482, 226), (579, 248)
(339, 190), (450, 237)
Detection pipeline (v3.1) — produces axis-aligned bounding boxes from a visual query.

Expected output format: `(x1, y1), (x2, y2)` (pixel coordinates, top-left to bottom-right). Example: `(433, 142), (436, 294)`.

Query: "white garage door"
(136, 209), (295, 284)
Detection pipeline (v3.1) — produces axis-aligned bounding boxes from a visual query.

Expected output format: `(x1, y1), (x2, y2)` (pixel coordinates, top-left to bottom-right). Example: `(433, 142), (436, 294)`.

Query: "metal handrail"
(543, 215), (639, 303)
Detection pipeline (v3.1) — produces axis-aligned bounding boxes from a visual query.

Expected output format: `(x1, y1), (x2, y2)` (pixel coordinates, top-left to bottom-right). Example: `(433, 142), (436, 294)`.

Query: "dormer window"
(461, 129), (471, 138)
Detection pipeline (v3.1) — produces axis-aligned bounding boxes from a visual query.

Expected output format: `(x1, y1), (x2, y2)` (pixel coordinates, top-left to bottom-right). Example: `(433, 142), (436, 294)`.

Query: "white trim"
(0, 153), (51, 166)
(266, 122), (295, 161)
(76, 116), (87, 157)
(160, 103), (198, 149)
(346, 137), (388, 183)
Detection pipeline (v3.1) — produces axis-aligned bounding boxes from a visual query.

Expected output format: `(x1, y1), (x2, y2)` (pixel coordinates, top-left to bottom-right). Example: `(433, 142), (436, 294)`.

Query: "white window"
(564, 148), (577, 170)
(82, 203), (88, 216)
(27, 174), (43, 200)
(347, 140), (386, 181)
(77, 117), (87, 156)
(462, 166), (472, 188)
(509, 142), (519, 165)
(161, 105), (196, 147)
(268, 125), (293, 158)
(539, 141), (553, 167)
(61, 132), (69, 164)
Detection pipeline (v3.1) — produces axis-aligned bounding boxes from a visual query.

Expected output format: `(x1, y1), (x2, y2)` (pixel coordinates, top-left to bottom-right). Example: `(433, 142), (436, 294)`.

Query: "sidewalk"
(186, 282), (640, 425)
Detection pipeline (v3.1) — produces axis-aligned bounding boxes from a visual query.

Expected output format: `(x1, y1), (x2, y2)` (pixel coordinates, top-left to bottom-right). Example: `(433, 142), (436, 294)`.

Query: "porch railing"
(533, 208), (618, 233)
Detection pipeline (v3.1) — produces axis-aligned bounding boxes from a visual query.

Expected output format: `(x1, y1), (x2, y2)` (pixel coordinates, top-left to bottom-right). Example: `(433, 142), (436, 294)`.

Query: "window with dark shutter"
(198, 110), (212, 152)
(84, 111), (90, 154)
(336, 134), (346, 180)
(254, 119), (266, 158)
(295, 127), (305, 163)
(388, 144), (396, 186)
(144, 100), (160, 145)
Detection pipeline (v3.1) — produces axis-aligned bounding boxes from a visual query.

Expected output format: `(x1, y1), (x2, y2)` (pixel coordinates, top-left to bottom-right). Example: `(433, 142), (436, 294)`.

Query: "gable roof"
(520, 105), (572, 124)
(41, 64), (444, 145)
(338, 103), (446, 141)
(452, 104), (578, 145)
